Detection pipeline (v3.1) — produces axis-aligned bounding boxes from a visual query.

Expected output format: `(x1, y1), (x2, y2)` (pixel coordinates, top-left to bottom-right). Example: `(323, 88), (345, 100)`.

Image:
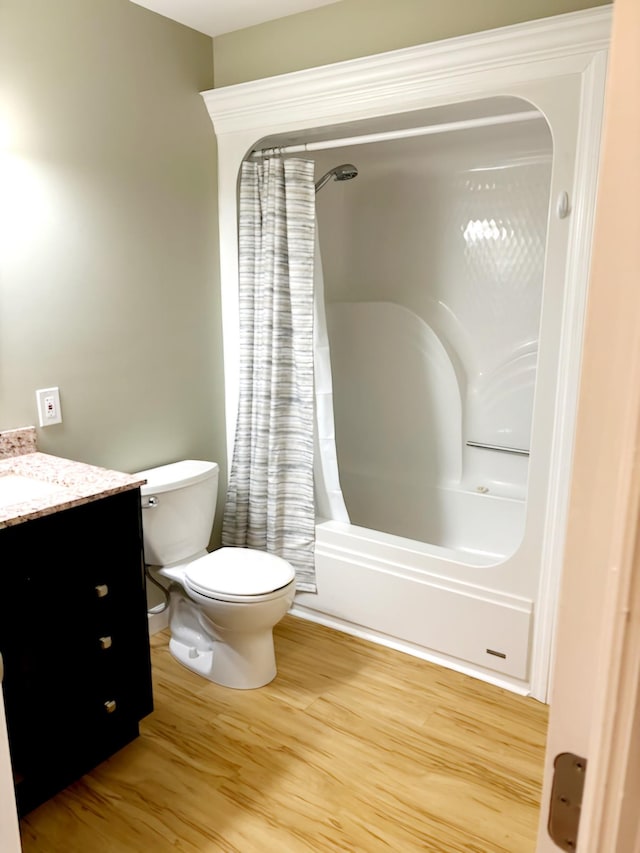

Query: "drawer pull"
(95, 584), (109, 598)
(99, 636), (112, 650)
(104, 699), (117, 714)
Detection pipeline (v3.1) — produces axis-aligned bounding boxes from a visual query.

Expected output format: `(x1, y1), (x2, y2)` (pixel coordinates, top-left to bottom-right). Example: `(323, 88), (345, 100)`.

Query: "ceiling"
(129, 0), (341, 38)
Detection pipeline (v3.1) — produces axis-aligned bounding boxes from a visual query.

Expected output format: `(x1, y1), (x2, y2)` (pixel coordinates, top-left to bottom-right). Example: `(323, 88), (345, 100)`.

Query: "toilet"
(135, 460), (296, 689)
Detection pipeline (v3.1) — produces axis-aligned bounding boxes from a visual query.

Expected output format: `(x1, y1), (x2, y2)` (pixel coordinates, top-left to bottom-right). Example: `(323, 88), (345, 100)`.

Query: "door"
(0, 669), (21, 853)
(537, 0), (640, 849)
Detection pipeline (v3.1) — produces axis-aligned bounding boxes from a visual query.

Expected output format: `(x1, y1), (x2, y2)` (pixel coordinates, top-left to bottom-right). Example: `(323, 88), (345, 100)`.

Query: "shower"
(315, 163), (358, 193)
(306, 111), (554, 689)
(205, 9), (609, 704)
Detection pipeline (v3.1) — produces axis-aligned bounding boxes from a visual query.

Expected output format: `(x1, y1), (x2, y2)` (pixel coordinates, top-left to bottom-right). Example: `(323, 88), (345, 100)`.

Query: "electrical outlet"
(35, 387), (63, 427)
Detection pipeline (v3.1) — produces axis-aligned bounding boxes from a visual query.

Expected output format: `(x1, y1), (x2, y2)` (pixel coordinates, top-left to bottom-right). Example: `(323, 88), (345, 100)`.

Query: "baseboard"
(147, 609), (169, 635)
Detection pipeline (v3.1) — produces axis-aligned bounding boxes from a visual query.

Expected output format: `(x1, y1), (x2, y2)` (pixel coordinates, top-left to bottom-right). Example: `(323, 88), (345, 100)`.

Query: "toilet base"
(168, 630), (278, 690)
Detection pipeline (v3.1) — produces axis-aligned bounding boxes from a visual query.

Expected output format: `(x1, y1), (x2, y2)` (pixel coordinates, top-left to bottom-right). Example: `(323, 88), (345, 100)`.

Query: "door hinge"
(548, 752), (587, 851)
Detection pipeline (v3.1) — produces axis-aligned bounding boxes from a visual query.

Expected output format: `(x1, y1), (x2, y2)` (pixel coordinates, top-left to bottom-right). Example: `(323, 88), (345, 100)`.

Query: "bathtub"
(337, 472), (526, 559)
(292, 483), (535, 694)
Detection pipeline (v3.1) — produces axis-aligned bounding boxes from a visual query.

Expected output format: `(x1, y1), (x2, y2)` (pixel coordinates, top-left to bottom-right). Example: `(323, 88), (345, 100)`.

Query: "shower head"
(315, 163), (358, 193)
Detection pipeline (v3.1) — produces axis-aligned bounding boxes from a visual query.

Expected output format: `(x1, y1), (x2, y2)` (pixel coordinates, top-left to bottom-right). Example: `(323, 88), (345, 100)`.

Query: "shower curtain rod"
(251, 110), (542, 156)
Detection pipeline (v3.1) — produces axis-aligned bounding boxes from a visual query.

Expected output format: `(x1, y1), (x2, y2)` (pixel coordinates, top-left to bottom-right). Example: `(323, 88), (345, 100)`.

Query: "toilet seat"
(184, 547), (296, 603)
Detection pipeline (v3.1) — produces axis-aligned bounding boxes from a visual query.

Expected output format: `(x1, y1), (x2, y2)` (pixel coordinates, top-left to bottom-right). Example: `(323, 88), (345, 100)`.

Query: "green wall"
(213, 0), (611, 87)
(0, 0), (226, 543)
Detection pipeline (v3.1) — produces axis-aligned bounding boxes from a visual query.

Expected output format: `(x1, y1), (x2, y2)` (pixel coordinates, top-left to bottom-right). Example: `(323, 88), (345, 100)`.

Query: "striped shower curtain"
(222, 156), (317, 592)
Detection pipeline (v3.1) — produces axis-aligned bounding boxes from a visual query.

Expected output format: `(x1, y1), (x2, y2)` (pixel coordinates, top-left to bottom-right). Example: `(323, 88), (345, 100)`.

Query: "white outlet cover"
(35, 386), (62, 427)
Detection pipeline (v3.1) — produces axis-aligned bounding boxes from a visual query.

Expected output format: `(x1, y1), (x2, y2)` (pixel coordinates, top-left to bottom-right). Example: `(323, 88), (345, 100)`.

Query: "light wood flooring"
(19, 615), (548, 852)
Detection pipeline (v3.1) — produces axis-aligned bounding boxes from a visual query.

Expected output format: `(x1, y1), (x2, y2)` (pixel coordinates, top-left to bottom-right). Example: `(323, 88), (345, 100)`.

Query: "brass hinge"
(548, 752), (587, 851)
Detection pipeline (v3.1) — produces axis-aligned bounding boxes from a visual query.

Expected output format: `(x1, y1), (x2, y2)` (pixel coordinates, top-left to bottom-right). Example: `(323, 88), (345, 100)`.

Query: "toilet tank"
(136, 460), (219, 567)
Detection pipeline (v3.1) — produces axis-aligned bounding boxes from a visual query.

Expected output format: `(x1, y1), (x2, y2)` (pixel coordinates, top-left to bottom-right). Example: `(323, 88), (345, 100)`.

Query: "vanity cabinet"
(0, 487), (153, 816)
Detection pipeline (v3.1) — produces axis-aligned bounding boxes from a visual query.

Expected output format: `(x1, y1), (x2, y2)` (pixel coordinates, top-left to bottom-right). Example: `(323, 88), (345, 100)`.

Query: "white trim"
(203, 7), (611, 137)
(203, 6), (611, 702)
(148, 609), (169, 635)
(529, 48), (610, 701)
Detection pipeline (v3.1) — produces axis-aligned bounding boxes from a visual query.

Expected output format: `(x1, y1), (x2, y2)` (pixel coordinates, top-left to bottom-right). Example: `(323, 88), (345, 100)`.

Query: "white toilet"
(135, 460), (296, 689)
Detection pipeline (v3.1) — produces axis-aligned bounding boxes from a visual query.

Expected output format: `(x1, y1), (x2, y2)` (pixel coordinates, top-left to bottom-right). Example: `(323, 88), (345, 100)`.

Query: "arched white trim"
(202, 6), (611, 701)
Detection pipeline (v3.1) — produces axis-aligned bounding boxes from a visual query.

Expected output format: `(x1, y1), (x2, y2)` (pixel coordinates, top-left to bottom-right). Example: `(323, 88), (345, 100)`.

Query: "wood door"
(537, 0), (640, 850)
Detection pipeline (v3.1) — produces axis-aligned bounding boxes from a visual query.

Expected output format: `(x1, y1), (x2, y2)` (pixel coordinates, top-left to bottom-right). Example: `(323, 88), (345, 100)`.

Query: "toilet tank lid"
(135, 460), (219, 495)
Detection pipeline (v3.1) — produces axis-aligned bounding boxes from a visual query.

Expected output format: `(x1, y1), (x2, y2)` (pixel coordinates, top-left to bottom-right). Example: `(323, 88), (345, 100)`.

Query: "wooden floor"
(19, 616), (548, 852)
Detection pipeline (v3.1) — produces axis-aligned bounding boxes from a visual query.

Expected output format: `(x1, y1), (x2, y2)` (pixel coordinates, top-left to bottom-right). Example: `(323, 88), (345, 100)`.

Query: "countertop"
(0, 427), (146, 529)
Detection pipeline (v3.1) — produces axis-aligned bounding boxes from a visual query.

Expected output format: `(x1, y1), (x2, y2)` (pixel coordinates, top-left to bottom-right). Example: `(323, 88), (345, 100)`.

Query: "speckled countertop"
(0, 426), (146, 529)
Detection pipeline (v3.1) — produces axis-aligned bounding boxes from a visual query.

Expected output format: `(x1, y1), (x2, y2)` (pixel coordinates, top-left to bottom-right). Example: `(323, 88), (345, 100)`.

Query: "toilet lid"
(184, 547), (296, 598)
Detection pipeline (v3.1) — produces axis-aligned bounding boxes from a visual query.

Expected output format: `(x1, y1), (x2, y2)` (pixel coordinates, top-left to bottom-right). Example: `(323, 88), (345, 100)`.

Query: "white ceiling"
(130, 0), (341, 37)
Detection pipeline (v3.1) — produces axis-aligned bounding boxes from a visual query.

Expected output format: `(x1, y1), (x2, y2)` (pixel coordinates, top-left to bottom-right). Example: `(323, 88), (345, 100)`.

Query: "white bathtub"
(339, 473), (526, 559)
(292, 483), (535, 694)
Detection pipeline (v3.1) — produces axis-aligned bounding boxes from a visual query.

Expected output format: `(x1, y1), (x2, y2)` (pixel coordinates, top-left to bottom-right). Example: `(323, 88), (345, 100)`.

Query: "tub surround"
(0, 427), (146, 529)
(205, 8), (610, 701)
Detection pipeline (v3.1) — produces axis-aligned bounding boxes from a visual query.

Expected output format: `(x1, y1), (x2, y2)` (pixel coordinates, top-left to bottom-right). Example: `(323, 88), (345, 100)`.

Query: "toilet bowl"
(135, 460), (296, 689)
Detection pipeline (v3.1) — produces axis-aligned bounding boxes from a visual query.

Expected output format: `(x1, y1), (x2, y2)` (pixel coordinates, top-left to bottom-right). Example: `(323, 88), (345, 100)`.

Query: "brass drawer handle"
(104, 699), (117, 714)
(95, 584), (109, 598)
(99, 636), (112, 650)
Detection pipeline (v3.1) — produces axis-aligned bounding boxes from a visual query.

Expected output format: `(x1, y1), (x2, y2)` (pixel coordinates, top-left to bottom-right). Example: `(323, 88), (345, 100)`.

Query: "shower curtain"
(222, 156), (317, 591)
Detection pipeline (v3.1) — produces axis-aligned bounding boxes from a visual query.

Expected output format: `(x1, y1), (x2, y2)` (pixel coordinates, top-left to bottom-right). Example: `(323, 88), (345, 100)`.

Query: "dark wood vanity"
(0, 432), (153, 816)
